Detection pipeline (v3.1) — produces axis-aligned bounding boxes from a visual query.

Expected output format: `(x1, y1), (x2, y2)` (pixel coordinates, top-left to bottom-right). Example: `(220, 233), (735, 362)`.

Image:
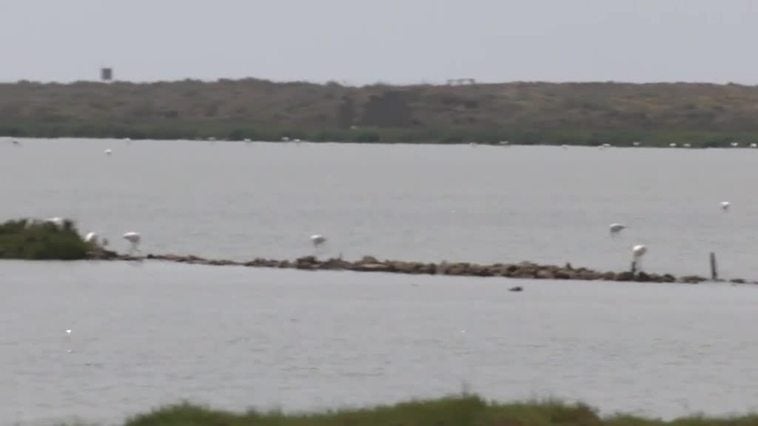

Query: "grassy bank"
(119, 396), (758, 426)
(3, 79), (758, 146)
(0, 218), (90, 260)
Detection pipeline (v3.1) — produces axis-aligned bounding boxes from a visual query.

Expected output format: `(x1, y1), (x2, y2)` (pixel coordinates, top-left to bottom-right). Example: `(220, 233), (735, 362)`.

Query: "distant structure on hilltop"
(100, 67), (113, 82)
(446, 78), (476, 86)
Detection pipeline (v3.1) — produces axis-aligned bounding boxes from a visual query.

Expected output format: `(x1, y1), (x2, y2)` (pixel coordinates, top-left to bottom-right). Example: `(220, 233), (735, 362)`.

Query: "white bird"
(751, 143), (757, 148)
(669, 143), (678, 148)
(632, 141), (641, 147)
(45, 217), (65, 228)
(84, 232), (98, 244)
(632, 244), (648, 271)
(731, 142), (739, 147)
(498, 140), (510, 146)
(65, 329), (72, 335)
(721, 201), (731, 211)
(310, 234), (326, 247)
(609, 223), (626, 236)
(683, 143), (691, 148)
(123, 231), (141, 253)
(104, 148), (112, 156)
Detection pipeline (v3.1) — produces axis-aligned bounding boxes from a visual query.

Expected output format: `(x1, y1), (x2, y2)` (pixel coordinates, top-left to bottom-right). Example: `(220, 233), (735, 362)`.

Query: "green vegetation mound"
(0, 218), (90, 260)
(123, 396), (758, 426)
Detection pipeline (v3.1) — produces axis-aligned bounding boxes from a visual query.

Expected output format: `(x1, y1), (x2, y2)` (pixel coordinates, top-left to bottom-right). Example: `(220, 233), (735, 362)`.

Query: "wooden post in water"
(630, 260), (637, 274)
(710, 252), (718, 280)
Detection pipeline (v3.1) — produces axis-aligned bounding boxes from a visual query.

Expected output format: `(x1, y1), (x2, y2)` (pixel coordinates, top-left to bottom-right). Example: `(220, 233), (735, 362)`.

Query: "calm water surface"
(2, 262), (758, 425)
(2, 138), (758, 276)
(2, 139), (758, 424)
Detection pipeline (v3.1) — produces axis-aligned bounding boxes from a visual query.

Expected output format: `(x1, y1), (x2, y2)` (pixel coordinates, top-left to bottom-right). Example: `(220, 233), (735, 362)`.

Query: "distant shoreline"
(2, 79), (758, 147)
(108, 395), (758, 426)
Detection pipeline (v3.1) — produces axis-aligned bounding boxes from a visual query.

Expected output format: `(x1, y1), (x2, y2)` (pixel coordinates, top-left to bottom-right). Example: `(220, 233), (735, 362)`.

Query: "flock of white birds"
(608, 200), (731, 269)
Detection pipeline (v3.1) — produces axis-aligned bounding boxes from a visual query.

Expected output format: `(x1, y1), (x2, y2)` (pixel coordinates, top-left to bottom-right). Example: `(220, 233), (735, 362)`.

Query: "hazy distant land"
(3, 79), (758, 146)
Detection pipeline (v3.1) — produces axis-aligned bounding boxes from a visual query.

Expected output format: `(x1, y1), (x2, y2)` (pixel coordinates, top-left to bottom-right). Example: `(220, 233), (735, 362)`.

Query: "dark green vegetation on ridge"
(115, 395), (758, 425)
(0, 219), (90, 260)
(3, 79), (758, 146)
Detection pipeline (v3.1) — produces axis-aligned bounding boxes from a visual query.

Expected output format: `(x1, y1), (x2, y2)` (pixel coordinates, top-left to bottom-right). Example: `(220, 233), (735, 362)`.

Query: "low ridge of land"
(3, 79), (758, 145)
(119, 395), (758, 426)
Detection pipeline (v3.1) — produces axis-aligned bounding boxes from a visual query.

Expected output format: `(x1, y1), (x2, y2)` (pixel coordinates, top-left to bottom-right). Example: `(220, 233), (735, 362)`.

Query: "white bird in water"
(310, 234), (326, 247)
(721, 201), (731, 211)
(632, 141), (641, 147)
(65, 329), (72, 335)
(123, 232), (141, 253)
(731, 142), (740, 147)
(104, 148), (112, 156)
(683, 143), (691, 148)
(609, 223), (626, 236)
(669, 143), (678, 148)
(751, 143), (757, 148)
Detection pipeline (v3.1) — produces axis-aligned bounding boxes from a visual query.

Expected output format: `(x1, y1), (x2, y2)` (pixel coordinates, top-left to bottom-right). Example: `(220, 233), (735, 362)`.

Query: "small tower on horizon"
(100, 67), (113, 82)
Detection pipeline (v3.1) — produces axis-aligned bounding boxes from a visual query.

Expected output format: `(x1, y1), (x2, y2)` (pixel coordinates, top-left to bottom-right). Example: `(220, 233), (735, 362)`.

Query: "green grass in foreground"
(120, 396), (758, 426)
(0, 218), (90, 260)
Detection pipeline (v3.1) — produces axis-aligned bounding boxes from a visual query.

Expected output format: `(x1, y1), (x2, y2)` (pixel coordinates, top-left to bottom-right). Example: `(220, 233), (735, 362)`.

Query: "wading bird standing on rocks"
(632, 244), (647, 272)
(123, 232), (141, 254)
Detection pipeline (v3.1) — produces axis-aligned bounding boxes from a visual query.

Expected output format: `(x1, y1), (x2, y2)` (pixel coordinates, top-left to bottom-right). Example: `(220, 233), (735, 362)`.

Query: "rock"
(679, 275), (705, 284)
(358, 255), (379, 264)
(730, 278), (746, 284)
(509, 286), (523, 292)
(352, 263), (391, 272)
(615, 271), (634, 281)
(444, 263), (468, 276)
(419, 263), (436, 274)
(535, 269), (554, 280)
(295, 256), (319, 269)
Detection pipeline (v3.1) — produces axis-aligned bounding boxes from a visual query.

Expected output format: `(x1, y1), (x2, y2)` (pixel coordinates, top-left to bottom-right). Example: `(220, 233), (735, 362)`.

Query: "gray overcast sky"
(1, 0), (757, 85)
